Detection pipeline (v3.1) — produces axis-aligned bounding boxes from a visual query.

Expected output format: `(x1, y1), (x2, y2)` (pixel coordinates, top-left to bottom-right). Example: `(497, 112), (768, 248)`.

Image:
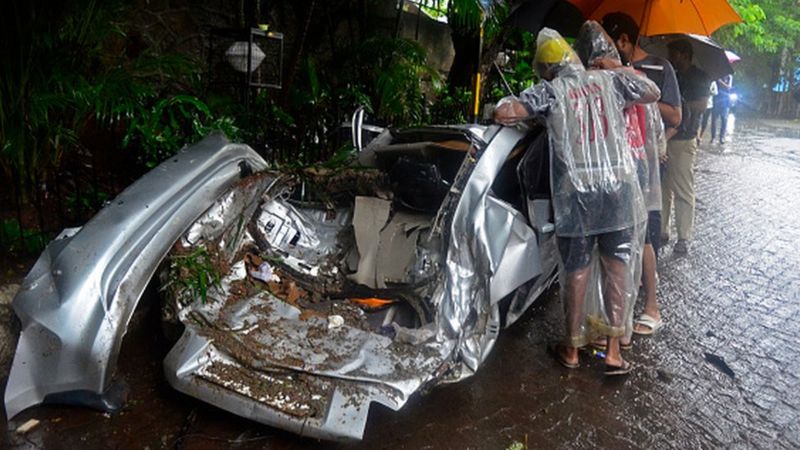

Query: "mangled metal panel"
(433, 125), (543, 377)
(4, 135), (268, 419)
(161, 174), (451, 440)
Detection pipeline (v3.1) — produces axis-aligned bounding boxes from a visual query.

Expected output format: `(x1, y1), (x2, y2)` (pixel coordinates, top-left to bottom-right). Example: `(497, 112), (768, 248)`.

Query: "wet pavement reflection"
(3, 117), (800, 449)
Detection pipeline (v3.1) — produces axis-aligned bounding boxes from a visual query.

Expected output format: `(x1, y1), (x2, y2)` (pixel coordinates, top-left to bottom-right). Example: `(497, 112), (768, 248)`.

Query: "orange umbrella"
(568, 0), (742, 36)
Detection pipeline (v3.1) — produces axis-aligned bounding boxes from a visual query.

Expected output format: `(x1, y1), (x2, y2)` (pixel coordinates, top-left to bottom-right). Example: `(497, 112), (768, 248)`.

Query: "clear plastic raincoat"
(575, 20), (665, 213)
(496, 27), (660, 344)
(571, 21), (664, 342)
(508, 28), (659, 238)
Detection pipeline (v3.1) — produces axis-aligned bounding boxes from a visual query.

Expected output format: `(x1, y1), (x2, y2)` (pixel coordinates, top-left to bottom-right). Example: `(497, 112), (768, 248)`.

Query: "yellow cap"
(535, 36), (574, 64)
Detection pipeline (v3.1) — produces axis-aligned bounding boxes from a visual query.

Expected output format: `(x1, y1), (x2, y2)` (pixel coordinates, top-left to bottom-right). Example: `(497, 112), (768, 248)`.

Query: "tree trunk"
(447, 28), (480, 93)
(281, 0), (317, 105)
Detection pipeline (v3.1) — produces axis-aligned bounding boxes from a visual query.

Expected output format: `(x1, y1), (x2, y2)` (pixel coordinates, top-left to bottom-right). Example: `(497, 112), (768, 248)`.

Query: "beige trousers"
(661, 138), (697, 241)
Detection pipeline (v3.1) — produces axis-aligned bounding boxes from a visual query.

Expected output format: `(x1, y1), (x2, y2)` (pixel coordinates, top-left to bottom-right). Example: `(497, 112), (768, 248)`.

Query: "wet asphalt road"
(3, 116), (799, 449)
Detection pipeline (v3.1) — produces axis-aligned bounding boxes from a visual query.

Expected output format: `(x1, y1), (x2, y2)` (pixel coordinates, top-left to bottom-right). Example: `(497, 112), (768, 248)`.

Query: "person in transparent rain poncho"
(494, 27), (659, 375)
(574, 21), (667, 351)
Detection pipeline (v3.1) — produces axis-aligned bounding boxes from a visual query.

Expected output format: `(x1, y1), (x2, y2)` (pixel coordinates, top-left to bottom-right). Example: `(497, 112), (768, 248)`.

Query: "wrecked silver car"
(5, 122), (558, 441)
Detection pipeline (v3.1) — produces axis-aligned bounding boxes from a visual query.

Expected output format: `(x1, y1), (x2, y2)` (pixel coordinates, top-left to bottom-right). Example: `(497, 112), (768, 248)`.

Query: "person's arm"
(658, 60), (682, 128)
(658, 102), (681, 128)
(612, 68), (661, 106)
(494, 83), (554, 125)
(717, 75), (732, 90)
(494, 98), (531, 125)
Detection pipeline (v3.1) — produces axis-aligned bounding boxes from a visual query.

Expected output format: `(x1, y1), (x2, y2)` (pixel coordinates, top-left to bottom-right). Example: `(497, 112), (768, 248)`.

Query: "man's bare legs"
(635, 243), (661, 334)
(559, 266), (591, 366)
(600, 256), (629, 368)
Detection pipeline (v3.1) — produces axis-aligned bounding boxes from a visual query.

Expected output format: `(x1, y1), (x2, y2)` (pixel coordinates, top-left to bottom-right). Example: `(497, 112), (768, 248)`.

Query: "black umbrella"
(640, 33), (734, 81)
(507, 0), (586, 38)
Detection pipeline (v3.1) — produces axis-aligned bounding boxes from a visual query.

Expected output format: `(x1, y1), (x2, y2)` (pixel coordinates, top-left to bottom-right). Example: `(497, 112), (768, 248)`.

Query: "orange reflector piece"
(350, 297), (395, 308)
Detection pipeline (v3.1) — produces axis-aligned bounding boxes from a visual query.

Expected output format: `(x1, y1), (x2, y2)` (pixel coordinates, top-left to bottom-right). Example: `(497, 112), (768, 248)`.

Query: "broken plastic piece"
(392, 323), (435, 345)
(250, 261), (279, 283)
(16, 419), (40, 434)
(350, 298), (395, 309)
(327, 315), (345, 329)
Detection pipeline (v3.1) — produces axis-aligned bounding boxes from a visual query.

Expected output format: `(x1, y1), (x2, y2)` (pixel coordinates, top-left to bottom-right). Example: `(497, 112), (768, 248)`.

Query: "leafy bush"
(349, 37), (443, 126)
(123, 95), (240, 168)
(0, 219), (50, 254)
(489, 31), (539, 101)
(430, 87), (473, 124)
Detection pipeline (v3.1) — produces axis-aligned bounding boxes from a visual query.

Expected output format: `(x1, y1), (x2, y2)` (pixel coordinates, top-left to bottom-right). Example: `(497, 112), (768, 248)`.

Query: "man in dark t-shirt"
(664, 38), (710, 255)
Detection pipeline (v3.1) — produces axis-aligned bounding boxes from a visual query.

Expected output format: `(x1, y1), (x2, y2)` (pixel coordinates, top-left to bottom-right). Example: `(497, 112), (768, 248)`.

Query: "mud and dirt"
(2, 117), (799, 449)
(199, 361), (329, 418)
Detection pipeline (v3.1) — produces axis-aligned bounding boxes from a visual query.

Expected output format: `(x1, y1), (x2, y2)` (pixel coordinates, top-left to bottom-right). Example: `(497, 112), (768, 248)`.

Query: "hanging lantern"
(225, 41), (266, 73)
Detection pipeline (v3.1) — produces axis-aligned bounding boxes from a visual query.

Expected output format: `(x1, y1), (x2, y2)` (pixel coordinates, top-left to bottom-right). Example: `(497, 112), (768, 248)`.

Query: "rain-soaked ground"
(2, 116), (799, 449)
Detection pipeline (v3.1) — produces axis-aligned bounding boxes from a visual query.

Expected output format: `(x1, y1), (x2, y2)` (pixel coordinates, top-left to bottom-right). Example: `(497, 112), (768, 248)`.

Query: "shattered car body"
(6, 124), (558, 440)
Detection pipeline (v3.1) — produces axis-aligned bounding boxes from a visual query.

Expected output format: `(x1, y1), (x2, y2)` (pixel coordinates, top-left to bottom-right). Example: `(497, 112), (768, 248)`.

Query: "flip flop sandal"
(605, 360), (634, 376)
(590, 339), (632, 351)
(633, 314), (664, 336)
(547, 343), (579, 369)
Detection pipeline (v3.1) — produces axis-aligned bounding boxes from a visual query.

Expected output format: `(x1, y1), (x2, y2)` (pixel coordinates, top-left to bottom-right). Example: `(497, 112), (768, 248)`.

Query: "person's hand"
(659, 153), (669, 163)
(592, 57), (622, 70)
(493, 100), (528, 125)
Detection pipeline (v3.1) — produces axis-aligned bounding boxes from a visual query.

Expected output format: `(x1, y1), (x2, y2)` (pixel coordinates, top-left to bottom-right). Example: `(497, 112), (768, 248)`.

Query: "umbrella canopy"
(508, 0), (586, 38)
(640, 34), (733, 80)
(568, 0), (742, 36)
(725, 49), (741, 63)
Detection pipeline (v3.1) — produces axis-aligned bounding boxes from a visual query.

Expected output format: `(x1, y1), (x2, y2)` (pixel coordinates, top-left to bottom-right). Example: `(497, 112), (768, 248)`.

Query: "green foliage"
(489, 31), (538, 100)
(429, 87), (472, 124)
(0, 0), (239, 194)
(65, 186), (110, 213)
(714, 0), (800, 107)
(717, 0), (800, 54)
(123, 95), (240, 168)
(234, 35), (441, 167)
(448, 0), (484, 32)
(320, 143), (359, 170)
(0, 219), (50, 254)
(417, 0), (448, 20)
(0, 0), (128, 191)
(164, 247), (222, 305)
(1, 0), (496, 239)
(350, 37), (442, 126)
(446, 0), (508, 38)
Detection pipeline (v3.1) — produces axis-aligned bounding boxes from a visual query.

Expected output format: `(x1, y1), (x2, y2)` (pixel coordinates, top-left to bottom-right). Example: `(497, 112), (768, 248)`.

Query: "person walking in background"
(494, 28), (660, 375)
(663, 39), (711, 256)
(602, 12), (681, 335)
(711, 74), (733, 144)
(700, 81), (718, 145)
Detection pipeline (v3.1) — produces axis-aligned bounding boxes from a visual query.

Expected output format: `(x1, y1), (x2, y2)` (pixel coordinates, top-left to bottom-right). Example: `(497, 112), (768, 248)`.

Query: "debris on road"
(327, 315), (345, 329)
(16, 418), (40, 434)
(704, 352), (736, 379)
